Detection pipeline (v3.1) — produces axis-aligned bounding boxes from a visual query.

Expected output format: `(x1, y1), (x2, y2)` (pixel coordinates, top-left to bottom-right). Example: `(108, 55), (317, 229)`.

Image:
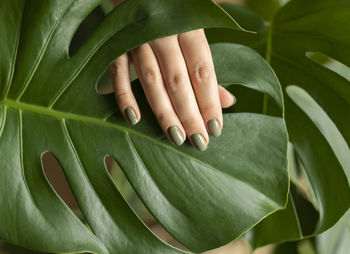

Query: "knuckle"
(141, 68), (159, 85)
(111, 61), (124, 76)
(156, 112), (170, 126)
(181, 117), (201, 129)
(166, 73), (186, 93)
(200, 103), (218, 114)
(114, 91), (129, 101)
(192, 64), (212, 84)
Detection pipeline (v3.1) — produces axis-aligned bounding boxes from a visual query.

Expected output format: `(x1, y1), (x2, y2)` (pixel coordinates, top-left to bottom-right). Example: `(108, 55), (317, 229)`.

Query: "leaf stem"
(262, 95), (269, 115)
(265, 21), (273, 64)
(262, 20), (274, 115)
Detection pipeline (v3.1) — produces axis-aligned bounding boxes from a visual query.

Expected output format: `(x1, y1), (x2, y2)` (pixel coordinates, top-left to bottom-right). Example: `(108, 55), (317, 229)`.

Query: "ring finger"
(131, 43), (187, 146)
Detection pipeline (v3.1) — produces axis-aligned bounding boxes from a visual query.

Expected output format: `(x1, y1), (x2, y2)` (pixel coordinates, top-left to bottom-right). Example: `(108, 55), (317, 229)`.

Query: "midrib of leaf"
(0, 98), (284, 206)
(1, 98), (131, 134)
(0, 98), (216, 168)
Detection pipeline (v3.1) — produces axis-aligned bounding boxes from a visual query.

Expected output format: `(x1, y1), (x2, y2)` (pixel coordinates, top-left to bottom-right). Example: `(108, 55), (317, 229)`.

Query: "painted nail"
(125, 107), (138, 125)
(191, 133), (208, 151)
(167, 126), (185, 145)
(208, 119), (221, 137)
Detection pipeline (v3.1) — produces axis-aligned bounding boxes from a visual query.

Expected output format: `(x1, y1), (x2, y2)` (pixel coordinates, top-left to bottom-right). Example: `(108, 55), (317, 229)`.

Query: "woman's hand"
(109, 29), (236, 151)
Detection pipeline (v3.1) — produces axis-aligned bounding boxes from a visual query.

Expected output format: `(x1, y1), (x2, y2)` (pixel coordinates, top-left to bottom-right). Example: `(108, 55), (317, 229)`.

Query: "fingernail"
(231, 94), (237, 105)
(167, 126), (185, 145)
(208, 119), (221, 137)
(125, 107), (138, 125)
(191, 133), (208, 151)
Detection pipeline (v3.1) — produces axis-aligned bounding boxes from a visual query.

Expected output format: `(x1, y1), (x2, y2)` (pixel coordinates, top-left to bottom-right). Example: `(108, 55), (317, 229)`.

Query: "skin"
(110, 1), (236, 150)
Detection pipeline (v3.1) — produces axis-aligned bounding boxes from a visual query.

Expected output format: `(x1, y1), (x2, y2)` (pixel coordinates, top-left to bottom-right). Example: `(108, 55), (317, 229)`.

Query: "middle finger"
(150, 35), (209, 151)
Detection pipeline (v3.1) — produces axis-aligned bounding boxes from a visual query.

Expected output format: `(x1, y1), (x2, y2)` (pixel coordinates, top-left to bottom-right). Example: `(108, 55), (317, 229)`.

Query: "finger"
(150, 36), (209, 151)
(219, 85), (236, 108)
(130, 43), (186, 146)
(110, 53), (140, 125)
(178, 29), (222, 137)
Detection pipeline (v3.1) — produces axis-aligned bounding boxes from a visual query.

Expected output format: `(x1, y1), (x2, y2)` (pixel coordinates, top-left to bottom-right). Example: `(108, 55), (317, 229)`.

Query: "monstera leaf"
(317, 210), (350, 254)
(207, 0), (350, 248)
(0, 0), (289, 253)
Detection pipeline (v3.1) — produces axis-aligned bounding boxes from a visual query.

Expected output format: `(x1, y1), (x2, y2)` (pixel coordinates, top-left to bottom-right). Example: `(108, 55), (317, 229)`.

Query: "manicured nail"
(208, 119), (221, 137)
(167, 126), (185, 145)
(191, 133), (208, 151)
(125, 107), (138, 125)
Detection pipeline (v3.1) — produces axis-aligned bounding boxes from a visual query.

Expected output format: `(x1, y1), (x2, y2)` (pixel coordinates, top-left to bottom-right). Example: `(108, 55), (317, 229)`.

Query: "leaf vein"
(127, 131), (282, 208)
(16, 2), (77, 101)
(18, 110), (44, 217)
(1, 6), (23, 100)
(0, 106), (7, 138)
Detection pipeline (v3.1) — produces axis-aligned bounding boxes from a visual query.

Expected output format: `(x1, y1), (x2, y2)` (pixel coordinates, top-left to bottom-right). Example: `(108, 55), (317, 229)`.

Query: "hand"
(109, 29), (236, 151)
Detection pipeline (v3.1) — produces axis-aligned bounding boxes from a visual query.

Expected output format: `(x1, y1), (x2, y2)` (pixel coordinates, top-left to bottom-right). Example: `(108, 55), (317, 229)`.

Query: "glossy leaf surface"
(317, 210), (350, 254)
(0, 0), (289, 253)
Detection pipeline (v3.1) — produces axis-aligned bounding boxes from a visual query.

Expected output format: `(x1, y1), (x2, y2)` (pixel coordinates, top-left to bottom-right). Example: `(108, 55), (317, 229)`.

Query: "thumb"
(218, 85), (236, 108)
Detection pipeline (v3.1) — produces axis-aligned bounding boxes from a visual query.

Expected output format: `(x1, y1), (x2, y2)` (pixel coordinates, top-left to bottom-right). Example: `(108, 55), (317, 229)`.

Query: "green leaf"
(287, 86), (350, 184)
(317, 210), (350, 254)
(246, 193), (302, 247)
(0, 241), (46, 254)
(0, 0), (288, 254)
(245, 0), (289, 21)
(210, 0), (350, 248)
(205, 3), (267, 53)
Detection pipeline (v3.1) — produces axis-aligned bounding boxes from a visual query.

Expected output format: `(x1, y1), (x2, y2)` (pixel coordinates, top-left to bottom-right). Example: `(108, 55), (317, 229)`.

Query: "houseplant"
(0, 0), (349, 253)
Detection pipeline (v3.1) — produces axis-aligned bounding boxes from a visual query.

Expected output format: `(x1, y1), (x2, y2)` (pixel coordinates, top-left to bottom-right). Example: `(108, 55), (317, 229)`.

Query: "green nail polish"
(208, 119), (221, 137)
(168, 126), (185, 145)
(125, 107), (138, 125)
(191, 133), (207, 151)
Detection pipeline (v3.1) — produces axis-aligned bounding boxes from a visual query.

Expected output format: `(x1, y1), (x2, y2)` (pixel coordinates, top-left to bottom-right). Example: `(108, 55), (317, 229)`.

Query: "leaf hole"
(104, 156), (188, 251)
(69, 6), (105, 58)
(305, 52), (350, 82)
(68, 2), (138, 96)
(42, 152), (85, 222)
